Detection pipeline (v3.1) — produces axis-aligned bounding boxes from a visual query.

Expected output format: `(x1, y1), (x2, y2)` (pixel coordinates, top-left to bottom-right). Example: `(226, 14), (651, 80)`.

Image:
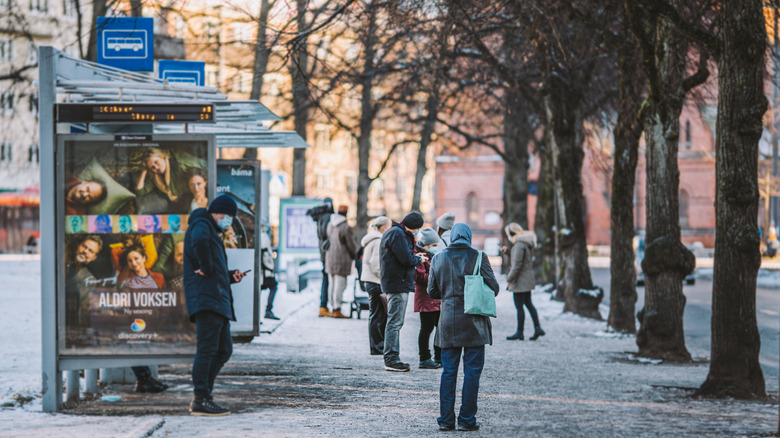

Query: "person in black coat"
(428, 223), (499, 431)
(184, 195), (246, 416)
(379, 211), (427, 372)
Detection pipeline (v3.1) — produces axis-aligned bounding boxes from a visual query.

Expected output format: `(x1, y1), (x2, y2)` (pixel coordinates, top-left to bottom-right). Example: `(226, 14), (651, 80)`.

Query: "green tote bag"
(464, 251), (497, 317)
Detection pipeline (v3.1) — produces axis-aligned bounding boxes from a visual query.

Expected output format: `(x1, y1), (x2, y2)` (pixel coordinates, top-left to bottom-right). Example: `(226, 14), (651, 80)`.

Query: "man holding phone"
(183, 195), (245, 416)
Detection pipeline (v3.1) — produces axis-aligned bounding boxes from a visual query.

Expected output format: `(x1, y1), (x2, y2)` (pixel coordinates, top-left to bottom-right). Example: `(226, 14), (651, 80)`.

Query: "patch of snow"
(627, 354), (663, 365)
(577, 287), (603, 298)
(560, 228), (573, 236)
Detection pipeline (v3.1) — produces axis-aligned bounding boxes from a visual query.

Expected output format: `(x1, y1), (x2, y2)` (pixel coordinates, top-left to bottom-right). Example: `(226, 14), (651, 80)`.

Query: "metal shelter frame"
(38, 46), (308, 412)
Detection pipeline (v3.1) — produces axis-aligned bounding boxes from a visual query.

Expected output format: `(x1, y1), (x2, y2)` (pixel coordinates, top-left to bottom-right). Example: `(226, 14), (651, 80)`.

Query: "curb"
(260, 295), (319, 335)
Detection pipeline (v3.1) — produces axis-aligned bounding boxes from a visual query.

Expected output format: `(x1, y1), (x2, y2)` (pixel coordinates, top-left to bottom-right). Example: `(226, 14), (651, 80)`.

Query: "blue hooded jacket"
(183, 208), (237, 321)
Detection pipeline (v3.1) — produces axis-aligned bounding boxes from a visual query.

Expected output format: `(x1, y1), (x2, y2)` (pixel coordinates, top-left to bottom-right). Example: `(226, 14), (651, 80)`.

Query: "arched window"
(467, 192), (479, 227)
(679, 189), (690, 229)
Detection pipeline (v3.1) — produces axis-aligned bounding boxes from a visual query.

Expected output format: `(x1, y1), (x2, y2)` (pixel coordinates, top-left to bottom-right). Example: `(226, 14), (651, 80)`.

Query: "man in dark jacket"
(315, 197), (333, 317)
(184, 195), (246, 416)
(428, 223), (499, 432)
(380, 211), (427, 372)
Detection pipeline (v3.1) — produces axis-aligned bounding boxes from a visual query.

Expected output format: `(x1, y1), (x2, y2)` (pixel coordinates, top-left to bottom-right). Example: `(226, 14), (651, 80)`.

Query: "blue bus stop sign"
(158, 60), (205, 86)
(96, 17), (154, 72)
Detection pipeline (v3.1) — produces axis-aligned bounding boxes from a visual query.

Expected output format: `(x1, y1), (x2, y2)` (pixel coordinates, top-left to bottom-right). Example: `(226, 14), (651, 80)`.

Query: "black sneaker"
(135, 376), (168, 393)
(384, 362), (411, 372)
(438, 424), (455, 431)
(191, 399), (230, 416)
(457, 423), (480, 431)
(419, 359), (442, 369)
(264, 311), (280, 321)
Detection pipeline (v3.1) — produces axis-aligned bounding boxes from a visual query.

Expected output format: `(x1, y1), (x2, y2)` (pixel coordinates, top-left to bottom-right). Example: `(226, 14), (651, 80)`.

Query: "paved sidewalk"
(0, 268), (778, 437)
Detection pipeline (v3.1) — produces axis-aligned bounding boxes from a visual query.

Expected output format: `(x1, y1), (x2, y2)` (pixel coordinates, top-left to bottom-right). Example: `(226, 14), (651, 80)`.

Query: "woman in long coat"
(504, 222), (545, 341)
(428, 223), (499, 431)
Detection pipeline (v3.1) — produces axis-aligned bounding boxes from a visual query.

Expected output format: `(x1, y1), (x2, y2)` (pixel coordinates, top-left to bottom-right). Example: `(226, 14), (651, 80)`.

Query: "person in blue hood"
(183, 194), (246, 416)
(428, 223), (499, 432)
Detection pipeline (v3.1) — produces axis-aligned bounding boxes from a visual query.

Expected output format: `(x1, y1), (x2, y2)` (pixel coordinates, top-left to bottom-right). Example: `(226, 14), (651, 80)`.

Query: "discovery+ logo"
(131, 319), (146, 332)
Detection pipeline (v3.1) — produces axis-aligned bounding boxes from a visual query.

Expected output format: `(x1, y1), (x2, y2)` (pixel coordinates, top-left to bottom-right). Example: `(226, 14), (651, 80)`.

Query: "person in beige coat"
(504, 223), (545, 341)
(360, 216), (391, 355)
(325, 206), (357, 318)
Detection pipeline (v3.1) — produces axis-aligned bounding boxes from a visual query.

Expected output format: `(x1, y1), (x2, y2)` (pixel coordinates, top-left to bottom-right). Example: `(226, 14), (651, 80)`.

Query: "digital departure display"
(57, 103), (215, 123)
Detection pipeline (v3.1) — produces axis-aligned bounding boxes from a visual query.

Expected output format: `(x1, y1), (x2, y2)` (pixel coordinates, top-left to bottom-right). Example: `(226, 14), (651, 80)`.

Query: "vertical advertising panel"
(216, 160), (260, 337)
(59, 135), (213, 355)
(277, 198), (322, 273)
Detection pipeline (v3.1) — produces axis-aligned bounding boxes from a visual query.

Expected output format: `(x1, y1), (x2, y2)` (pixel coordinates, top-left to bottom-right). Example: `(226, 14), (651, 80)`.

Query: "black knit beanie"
(401, 211), (424, 229)
(208, 195), (238, 216)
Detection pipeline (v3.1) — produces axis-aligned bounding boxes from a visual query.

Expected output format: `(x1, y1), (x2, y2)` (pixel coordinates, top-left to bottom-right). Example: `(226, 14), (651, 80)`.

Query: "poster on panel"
(60, 135), (212, 355)
(216, 160), (260, 337)
(277, 198), (322, 287)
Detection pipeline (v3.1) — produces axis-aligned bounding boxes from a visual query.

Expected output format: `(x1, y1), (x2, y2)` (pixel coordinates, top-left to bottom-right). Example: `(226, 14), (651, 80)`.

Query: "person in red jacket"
(414, 228), (444, 369)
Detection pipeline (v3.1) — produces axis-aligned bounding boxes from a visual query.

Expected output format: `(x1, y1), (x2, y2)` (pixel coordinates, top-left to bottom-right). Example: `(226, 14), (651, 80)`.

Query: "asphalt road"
(593, 267), (780, 382)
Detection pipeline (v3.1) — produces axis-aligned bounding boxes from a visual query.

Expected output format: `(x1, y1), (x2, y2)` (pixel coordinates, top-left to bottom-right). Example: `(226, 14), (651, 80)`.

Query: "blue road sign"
(96, 17), (154, 72)
(158, 60), (205, 86)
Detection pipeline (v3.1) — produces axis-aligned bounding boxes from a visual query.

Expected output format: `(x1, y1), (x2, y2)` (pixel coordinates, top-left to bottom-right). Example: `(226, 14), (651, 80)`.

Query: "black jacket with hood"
(183, 208), (238, 322)
(379, 222), (421, 294)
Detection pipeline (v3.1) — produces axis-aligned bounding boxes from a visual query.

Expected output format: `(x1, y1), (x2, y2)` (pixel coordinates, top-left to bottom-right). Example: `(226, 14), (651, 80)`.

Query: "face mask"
(429, 245), (440, 255)
(414, 230), (420, 236)
(218, 216), (233, 230)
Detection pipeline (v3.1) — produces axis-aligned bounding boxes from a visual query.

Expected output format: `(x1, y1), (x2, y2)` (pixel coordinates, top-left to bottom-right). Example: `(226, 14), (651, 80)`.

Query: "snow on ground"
(0, 258), (777, 437)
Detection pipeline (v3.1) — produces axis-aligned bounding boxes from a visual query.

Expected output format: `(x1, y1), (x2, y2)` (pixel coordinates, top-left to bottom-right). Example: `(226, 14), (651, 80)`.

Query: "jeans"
(383, 292), (409, 364)
(438, 346), (485, 428)
(366, 282), (386, 355)
(513, 291), (541, 333)
(320, 268), (329, 308)
(192, 311), (233, 401)
(328, 274), (347, 310)
(418, 311), (441, 362)
(263, 276), (278, 314)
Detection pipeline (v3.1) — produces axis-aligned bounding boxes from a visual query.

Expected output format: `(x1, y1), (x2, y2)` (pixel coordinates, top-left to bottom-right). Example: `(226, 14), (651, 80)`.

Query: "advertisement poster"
(277, 198), (322, 272)
(61, 136), (211, 354)
(216, 161), (260, 337)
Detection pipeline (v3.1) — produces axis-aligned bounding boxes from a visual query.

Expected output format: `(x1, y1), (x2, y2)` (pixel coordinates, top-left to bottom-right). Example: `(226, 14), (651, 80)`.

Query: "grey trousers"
(328, 274), (347, 310)
(383, 292), (409, 364)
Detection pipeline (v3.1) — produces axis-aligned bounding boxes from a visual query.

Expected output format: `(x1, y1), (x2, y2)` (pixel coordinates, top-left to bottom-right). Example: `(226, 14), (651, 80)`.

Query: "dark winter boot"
(530, 327), (545, 341)
(135, 375), (169, 393)
(506, 332), (524, 341)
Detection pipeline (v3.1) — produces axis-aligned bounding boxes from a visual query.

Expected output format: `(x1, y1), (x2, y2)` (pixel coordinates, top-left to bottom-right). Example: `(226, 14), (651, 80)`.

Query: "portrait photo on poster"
(61, 138), (210, 354)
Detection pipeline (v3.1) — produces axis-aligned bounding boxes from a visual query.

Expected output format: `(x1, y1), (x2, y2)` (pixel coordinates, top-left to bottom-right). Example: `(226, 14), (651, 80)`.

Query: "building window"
(0, 38), (14, 62)
(63, 0), (77, 16)
(315, 125), (331, 149)
(370, 178), (385, 199)
(231, 22), (252, 43)
(28, 93), (37, 116)
(27, 43), (36, 65)
(679, 189), (690, 229)
(206, 69), (219, 88)
(206, 21), (220, 42)
(29, 0), (48, 13)
(0, 0), (12, 10)
(684, 120), (691, 149)
(467, 192), (479, 227)
(1, 142), (13, 162)
(1, 91), (15, 114)
(344, 173), (357, 195)
(316, 172), (332, 192)
(173, 15), (187, 38)
(28, 144), (38, 164)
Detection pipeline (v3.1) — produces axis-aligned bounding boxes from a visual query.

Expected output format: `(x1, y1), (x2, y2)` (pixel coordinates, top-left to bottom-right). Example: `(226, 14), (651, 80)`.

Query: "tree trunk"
(608, 13), (644, 333)
(290, 0), (310, 196)
(129, 0), (142, 17)
(635, 16), (695, 362)
(411, 89), (440, 212)
(355, 3), (379, 235)
(697, 0), (766, 399)
(502, 89), (530, 274)
(544, 86), (601, 319)
(86, 0), (109, 62)
(534, 134), (555, 286)
(244, 0), (273, 161)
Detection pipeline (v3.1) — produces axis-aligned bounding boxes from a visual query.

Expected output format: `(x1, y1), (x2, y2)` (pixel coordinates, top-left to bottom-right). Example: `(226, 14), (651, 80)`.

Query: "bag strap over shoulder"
(472, 251), (483, 277)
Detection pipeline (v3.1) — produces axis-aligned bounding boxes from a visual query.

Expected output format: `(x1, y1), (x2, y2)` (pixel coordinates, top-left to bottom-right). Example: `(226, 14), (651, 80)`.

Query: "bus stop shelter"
(38, 46), (308, 412)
